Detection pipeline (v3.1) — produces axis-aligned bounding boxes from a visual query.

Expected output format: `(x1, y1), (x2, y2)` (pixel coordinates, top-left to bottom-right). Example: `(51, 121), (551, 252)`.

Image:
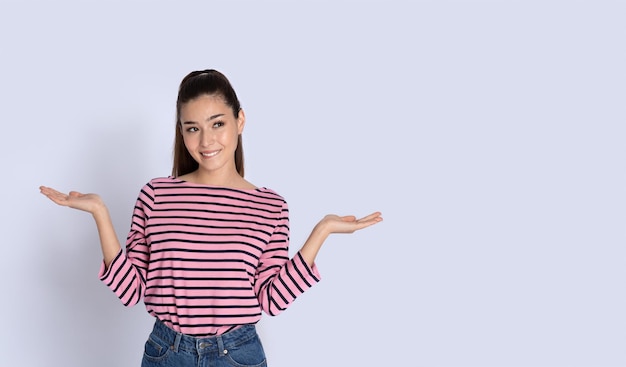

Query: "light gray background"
(1, 1), (624, 366)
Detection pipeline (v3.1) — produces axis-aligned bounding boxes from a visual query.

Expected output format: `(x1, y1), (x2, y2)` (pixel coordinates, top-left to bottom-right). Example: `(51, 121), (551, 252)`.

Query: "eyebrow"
(182, 113), (225, 125)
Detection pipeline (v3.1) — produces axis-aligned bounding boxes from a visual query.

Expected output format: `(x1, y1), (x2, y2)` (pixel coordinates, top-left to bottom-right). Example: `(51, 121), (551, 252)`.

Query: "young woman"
(40, 69), (382, 367)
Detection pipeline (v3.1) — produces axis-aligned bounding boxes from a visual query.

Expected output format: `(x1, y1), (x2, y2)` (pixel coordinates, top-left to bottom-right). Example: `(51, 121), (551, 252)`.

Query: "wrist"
(91, 201), (109, 219)
(313, 219), (331, 239)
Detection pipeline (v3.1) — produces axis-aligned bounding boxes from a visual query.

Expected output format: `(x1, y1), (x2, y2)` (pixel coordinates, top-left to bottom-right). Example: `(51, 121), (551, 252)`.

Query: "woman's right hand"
(39, 186), (105, 215)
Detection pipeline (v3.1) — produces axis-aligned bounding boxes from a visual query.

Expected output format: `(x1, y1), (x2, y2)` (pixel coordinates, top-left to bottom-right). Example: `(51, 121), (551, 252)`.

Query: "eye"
(185, 126), (199, 133)
(213, 121), (225, 128)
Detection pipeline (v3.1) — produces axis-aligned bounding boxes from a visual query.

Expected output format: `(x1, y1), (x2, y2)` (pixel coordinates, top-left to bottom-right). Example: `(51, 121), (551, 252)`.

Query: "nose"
(200, 130), (215, 146)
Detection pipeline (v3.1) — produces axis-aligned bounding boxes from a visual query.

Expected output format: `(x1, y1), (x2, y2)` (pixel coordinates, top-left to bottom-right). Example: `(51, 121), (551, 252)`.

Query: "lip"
(200, 150), (221, 158)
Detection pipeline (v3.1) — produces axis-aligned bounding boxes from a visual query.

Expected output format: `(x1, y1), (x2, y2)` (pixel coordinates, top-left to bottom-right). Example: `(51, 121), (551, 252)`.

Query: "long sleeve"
(98, 183), (154, 307)
(255, 201), (321, 316)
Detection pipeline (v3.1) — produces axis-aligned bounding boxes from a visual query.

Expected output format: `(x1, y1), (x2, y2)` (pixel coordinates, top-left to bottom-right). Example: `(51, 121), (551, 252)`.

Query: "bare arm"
(299, 212), (383, 267)
(39, 186), (122, 268)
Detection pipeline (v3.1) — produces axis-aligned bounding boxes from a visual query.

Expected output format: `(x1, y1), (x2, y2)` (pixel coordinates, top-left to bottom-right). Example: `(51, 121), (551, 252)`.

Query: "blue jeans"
(141, 319), (267, 367)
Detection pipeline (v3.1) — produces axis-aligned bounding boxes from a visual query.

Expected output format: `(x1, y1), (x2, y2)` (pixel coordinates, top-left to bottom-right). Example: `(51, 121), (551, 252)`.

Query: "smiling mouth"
(201, 150), (220, 158)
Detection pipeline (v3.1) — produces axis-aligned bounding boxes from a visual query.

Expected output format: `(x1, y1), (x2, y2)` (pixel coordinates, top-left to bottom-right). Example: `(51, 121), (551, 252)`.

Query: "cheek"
(181, 133), (196, 149)
(216, 130), (236, 144)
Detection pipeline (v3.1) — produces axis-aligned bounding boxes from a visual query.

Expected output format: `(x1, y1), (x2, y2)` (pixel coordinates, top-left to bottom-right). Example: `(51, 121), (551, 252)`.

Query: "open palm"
(321, 212), (383, 235)
(39, 186), (104, 214)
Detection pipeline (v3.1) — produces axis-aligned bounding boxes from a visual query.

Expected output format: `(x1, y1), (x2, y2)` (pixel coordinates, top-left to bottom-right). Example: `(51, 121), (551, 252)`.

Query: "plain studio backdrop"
(0, 1), (624, 366)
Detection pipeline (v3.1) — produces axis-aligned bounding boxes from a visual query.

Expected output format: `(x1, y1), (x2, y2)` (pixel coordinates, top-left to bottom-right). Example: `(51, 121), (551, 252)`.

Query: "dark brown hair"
(172, 69), (244, 177)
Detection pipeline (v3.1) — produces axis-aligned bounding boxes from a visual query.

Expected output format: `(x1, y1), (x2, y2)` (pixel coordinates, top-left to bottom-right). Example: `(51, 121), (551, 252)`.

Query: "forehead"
(180, 94), (231, 119)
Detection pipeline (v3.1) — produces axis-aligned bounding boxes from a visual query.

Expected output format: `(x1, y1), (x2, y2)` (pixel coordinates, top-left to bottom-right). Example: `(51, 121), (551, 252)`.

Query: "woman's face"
(179, 94), (245, 177)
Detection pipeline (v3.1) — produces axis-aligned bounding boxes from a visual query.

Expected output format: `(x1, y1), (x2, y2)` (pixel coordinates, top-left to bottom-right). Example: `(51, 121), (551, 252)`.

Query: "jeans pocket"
(224, 334), (267, 367)
(143, 334), (171, 363)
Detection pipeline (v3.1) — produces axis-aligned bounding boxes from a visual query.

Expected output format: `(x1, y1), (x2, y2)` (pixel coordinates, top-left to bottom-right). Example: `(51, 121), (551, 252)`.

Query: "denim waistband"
(150, 319), (258, 355)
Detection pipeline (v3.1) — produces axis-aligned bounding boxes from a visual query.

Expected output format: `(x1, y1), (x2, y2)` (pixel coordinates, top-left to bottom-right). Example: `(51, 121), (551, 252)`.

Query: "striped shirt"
(98, 176), (321, 337)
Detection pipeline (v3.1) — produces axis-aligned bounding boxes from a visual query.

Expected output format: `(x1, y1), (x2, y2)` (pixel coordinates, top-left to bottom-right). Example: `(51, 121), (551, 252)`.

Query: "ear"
(237, 108), (246, 135)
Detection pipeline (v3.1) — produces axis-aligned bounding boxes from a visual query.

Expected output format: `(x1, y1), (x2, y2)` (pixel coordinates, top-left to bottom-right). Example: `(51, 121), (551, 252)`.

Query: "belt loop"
(216, 335), (226, 356)
(171, 332), (182, 352)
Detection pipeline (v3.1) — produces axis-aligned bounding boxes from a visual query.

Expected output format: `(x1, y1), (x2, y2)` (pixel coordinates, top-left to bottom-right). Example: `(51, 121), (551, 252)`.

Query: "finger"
(356, 214), (383, 229)
(40, 187), (70, 206)
(50, 191), (70, 202)
(48, 195), (70, 206)
(41, 187), (68, 199)
(39, 186), (59, 195)
(361, 216), (383, 226)
(357, 212), (382, 222)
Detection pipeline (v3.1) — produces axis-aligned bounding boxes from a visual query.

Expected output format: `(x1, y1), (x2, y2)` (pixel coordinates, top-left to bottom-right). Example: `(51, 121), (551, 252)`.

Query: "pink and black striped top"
(98, 176), (321, 337)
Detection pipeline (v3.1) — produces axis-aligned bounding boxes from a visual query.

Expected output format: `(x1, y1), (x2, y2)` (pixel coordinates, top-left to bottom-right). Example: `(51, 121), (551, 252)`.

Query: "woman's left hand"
(318, 212), (383, 235)
(299, 211), (383, 266)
